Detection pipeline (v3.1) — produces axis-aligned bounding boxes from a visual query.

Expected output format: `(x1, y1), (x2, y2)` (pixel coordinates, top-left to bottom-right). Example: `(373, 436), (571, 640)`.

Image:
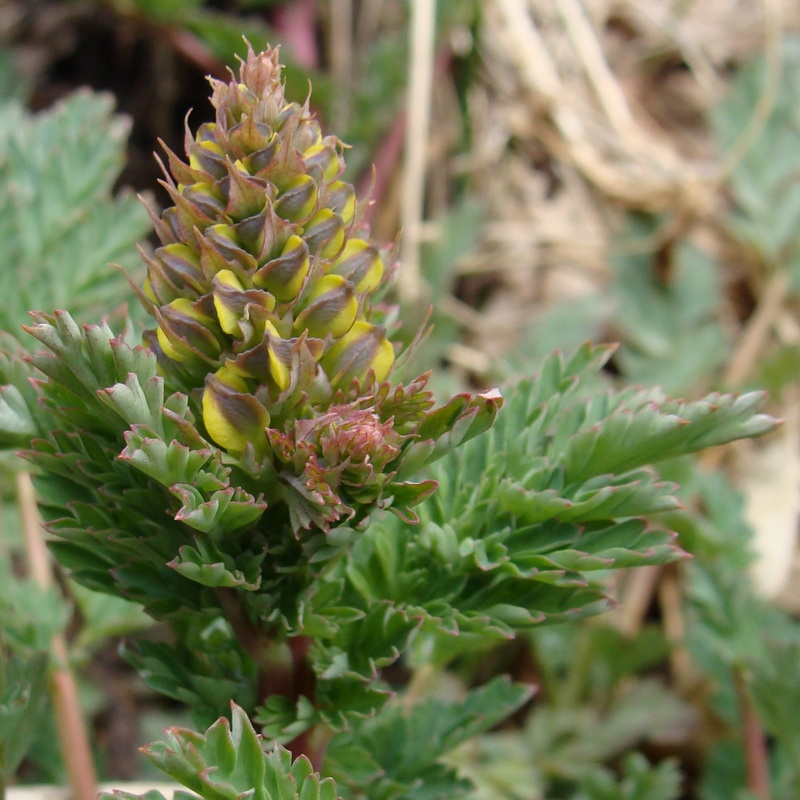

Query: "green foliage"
(340, 346), (771, 659)
(574, 753), (682, 800)
(0, 90), (151, 339)
(104, 703), (340, 800)
(749, 640), (800, 794)
(524, 683), (689, 781)
(509, 222), (729, 396)
(686, 558), (800, 794)
(698, 741), (753, 800)
(455, 678), (690, 799)
(0, 37), (791, 800)
(0, 651), (49, 784)
(474, 35), (800, 799)
(713, 36), (800, 285)
(0, 332), (51, 448)
(125, 630), (259, 731)
(326, 677), (531, 800)
(612, 231), (728, 394)
(16, 307), (776, 793)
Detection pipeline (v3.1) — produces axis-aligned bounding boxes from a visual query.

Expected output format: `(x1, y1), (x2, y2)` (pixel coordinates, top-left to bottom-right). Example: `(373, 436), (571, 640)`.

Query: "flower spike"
(135, 42), (502, 530)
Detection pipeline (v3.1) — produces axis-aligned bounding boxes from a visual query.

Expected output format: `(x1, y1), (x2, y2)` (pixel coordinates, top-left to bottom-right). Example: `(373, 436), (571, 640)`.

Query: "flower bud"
(223, 321), (294, 394)
(202, 371), (270, 453)
(167, 183), (217, 240)
(214, 363), (251, 393)
(188, 137), (226, 179)
(204, 223), (246, 261)
(195, 121), (218, 144)
(223, 161), (269, 221)
(289, 113), (322, 149)
(328, 239), (383, 294)
(181, 181), (225, 217)
(156, 243), (206, 294)
(304, 142), (341, 183)
(140, 249), (183, 306)
(211, 269), (276, 337)
(303, 209), (345, 259)
(228, 116), (273, 155)
(263, 324), (293, 392)
(321, 321), (394, 388)
(274, 174), (318, 221)
(320, 409), (401, 473)
(252, 234), (310, 302)
(234, 206), (287, 260)
(143, 275), (170, 306)
(243, 136), (280, 175)
(326, 181), (357, 227)
(293, 275), (358, 339)
(156, 298), (224, 364)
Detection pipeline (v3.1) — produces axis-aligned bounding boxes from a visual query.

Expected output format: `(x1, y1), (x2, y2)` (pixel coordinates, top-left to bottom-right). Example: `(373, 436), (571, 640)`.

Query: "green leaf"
(748, 640), (800, 789)
(70, 583), (153, 654)
(255, 695), (321, 743)
(575, 753), (682, 800)
(0, 562), (70, 653)
(171, 483), (268, 537)
(127, 638), (257, 730)
(0, 90), (150, 339)
(0, 651), (49, 779)
(342, 345), (768, 647)
(0, 383), (37, 447)
(560, 390), (774, 483)
(697, 741), (752, 800)
(712, 37), (800, 285)
(139, 703), (340, 800)
(120, 431), (213, 487)
(612, 232), (727, 394)
(168, 539), (265, 590)
(326, 676), (531, 800)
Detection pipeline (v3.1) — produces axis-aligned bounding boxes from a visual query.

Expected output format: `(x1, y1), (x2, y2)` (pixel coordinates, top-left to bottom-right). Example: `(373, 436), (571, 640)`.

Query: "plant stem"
(735, 665), (772, 800)
(399, 0), (437, 303)
(659, 564), (693, 692)
(17, 471), (98, 800)
(725, 269), (790, 389)
(272, 0), (319, 70)
(560, 625), (593, 709)
(216, 588), (325, 768)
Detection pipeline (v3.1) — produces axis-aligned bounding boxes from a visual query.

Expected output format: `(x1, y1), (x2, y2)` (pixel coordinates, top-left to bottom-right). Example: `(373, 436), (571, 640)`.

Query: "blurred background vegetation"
(2, 1), (800, 798)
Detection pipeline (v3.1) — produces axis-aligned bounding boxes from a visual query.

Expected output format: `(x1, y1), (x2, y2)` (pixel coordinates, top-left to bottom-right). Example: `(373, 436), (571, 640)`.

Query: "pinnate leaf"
(137, 704), (340, 800)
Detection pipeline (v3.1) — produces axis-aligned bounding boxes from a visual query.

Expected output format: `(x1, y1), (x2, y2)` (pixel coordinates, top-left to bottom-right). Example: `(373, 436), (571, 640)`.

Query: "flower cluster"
(137, 45), (500, 532)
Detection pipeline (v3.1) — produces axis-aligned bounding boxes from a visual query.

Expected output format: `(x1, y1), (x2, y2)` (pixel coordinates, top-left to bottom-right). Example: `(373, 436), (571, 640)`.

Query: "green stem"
(560, 625), (594, 709)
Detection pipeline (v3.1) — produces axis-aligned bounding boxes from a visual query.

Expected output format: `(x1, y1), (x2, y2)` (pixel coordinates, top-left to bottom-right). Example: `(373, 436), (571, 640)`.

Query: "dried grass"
(458, 0), (800, 367)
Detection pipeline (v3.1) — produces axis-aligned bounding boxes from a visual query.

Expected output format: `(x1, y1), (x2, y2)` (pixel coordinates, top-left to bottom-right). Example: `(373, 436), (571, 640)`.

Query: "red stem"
(356, 43), (454, 227)
(736, 666), (772, 800)
(216, 589), (324, 768)
(272, 0), (319, 70)
(357, 111), (406, 228)
(18, 472), (98, 800)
